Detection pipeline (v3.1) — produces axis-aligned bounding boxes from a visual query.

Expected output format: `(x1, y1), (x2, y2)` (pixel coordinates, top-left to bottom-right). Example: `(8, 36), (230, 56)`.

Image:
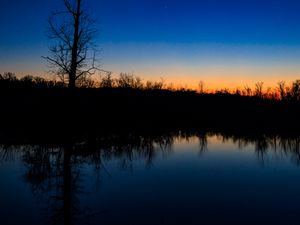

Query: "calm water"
(1, 134), (300, 225)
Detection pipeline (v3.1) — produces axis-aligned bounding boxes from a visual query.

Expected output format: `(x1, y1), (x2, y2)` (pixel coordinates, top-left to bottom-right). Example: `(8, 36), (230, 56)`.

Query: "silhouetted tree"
(100, 72), (115, 88)
(145, 78), (165, 90)
(44, 0), (99, 88)
(198, 80), (205, 94)
(290, 80), (300, 101)
(116, 73), (136, 89)
(243, 85), (252, 96)
(277, 81), (286, 100)
(254, 82), (264, 98)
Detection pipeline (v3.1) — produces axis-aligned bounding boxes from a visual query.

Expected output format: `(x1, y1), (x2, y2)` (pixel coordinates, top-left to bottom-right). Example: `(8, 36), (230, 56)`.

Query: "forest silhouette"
(0, 72), (300, 145)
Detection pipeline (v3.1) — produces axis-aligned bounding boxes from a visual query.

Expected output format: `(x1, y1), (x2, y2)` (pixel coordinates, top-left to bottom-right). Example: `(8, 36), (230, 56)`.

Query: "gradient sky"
(1, 0), (300, 89)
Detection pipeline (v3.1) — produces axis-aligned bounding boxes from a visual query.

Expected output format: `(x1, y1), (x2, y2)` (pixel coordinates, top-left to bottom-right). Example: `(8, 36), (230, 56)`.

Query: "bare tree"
(254, 82), (264, 98)
(100, 72), (115, 88)
(44, 0), (99, 88)
(198, 80), (205, 94)
(277, 81), (286, 100)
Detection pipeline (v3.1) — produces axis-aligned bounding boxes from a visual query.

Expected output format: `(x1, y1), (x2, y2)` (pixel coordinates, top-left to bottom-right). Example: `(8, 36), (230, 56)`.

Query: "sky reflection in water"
(1, 134), (300, 225)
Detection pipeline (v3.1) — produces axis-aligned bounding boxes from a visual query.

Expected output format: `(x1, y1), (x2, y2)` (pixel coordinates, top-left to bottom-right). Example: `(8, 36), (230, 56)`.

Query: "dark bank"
(1, 81), (300, 144)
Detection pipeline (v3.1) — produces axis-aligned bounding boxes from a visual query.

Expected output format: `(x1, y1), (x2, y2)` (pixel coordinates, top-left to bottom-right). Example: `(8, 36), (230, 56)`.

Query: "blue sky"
(1, 0), (300, 88)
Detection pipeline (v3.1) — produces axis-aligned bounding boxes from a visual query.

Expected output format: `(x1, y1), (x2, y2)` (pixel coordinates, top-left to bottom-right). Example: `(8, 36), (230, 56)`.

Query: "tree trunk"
(69, 0), (81, 89)
(68, 73), (76, 89)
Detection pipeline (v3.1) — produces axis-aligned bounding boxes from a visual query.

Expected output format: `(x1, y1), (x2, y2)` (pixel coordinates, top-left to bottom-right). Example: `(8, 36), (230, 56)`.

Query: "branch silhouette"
(43, 0), (100, 88)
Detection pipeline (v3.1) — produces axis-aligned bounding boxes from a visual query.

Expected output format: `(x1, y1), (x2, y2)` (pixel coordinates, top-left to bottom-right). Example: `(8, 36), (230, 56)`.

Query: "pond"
(1, 133), (300, 225)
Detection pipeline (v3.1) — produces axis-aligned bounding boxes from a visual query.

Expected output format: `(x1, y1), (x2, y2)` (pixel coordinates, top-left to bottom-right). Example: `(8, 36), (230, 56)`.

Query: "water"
(1, 134), (300, 225)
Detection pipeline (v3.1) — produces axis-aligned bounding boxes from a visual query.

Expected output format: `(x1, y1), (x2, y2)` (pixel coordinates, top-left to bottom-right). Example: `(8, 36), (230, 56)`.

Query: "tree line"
(1, 72), (300, 101)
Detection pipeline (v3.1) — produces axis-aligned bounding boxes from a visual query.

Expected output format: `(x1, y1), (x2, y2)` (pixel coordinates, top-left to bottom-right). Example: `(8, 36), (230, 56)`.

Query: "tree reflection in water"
(220, 134), (300, 165)
(0, 132), (300, 225)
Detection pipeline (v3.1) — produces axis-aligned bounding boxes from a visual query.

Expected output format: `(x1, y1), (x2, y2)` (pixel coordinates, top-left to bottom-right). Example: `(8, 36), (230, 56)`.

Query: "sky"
(1, 0), (300, 89)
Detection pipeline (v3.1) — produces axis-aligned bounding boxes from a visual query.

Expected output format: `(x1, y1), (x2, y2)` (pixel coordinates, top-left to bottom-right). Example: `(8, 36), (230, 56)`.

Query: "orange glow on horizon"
(2, 65), (299, 92)
(105, 62), (300, 91)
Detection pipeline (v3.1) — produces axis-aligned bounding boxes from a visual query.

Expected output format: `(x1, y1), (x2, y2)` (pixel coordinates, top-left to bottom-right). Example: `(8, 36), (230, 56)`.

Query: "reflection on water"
(1, 133), (300, 225)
